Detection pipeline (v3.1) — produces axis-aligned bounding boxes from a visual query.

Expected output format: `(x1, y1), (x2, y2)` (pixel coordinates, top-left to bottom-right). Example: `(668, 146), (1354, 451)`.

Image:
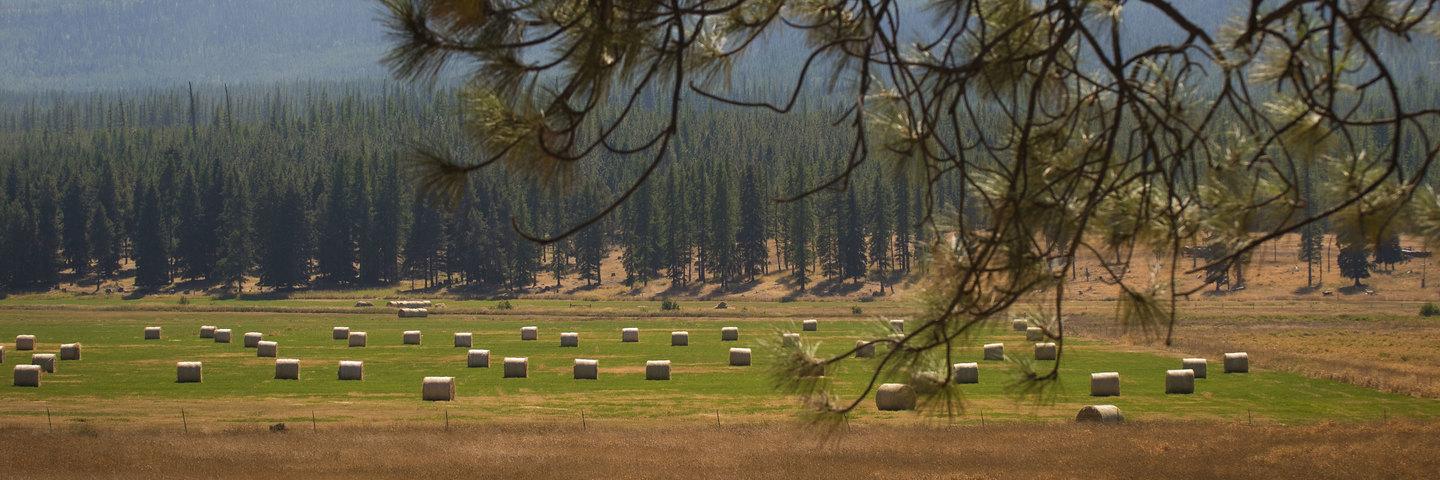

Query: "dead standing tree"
(381, 0), (1440, 418)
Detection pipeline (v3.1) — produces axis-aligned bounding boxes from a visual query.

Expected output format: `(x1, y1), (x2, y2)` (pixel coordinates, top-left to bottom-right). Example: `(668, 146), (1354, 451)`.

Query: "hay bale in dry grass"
(1090, 372), (1120, 397)
(348, 332), (367, 347)
(398, 308), (428, 318)
(332, 327), (349, 340)
(256, 341), (278, 358)
(802, 319), (818, 331)
(782, 332), (801, 348)
(983, 343), (1004, 360)
(1165, 369), (1195, 394)
(1011, 318), (1028, 331)
(354, 301), (373, 307)
(854, 340), (875, 358)
(403, 331), (422, 345)
(338, 361), (364, 381)
(574, 359), (599, 380)
(520, 326), (538, 341)
(729, 348), (752, 366)
(645, 360), (671, 380)
(720, 327), (738, 341)
(468, 349), (490, 368)
(671, 331), (689, 346)
(560, 332), (579, 347)
(0, 345), (5, 363)
(1182, 358), (1208, 378)
(176, 362), (202, 383)
(387, 300), (432, 308)
(274, 359), (300, 380)
(243, 332), (263, 348)
(422, 376), (456, 401)
(952, 362), (979, 384)
(59, 343), (81, 361)
(144, 327), (162, 340)
(875, 383), (916, 411)
(1076, 405), (1123, 423)
(621, 328), (640, 343)
(1034, 342), (1057, 360)
(454, 332), (473, 348)
(1224, 352), (1249, 373)
(503, 357), (528, 378)
(1025, 326), (1044, 342)
(31, 354), (56, 373)
(214, 329), (232, 343)
(890, 319), (906, 332)
(200, 326), (216, 339)
(13, 364), (41, 387)
(16, 335), (35, 351)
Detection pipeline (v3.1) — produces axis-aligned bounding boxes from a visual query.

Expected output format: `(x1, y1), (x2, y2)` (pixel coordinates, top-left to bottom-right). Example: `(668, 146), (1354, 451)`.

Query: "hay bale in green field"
(332, 327), (349, 340)
(1165, 369), (1195, 394)
(645, 360), (671, 380)
(560, 332), (579, 347)
(720, 327), (738, 341)
(144, 327), (161, 340)
(16, 335), (35, 351)
(1076, 405), (1123, 423)
(520, 326), (538, 341)
(348, 332), (367, 347)
(622, 328), (640, 342)
(176, 362), (202, 383)
(243, 332), (263, 348)
(256, 341), (278, 358)
(467, 349), (490, 368)
(1224, 352), (1249, 373)
(403, 330), (422, 345)
(422, 376), (455, 401)
(802, 319), (818, 331)
(275, 359), (300, 380)
(503, 357), (528, 378)
(454, 332), (473, 348)
(1182, 358), (1208, 378)
(1011, 318), (1028, 331)
(59, 343), (81, 361)
(782, 332), (801, 347)
(338, 361), (364, 381)
(31, 354), (56, 373)
(13, 364), (41, 387)
(1025, 326), (1044, 342)
(214, 329), (232, 343)
(574, 359), (599, 380)
(875, 383), (916, 411)
(1034, 342), (1057, 360)
(1090, 372), (1120, 397)
(983, 343), (1004, 360)
(671, 331), (689, 346)
(952, 362), (979, 384)
(200, 326), (216, 339)
(854, 340), (875, 358)
(398, 308), (428, 318)
(729, 348), (752, 366)
(890, 319), (906, 332)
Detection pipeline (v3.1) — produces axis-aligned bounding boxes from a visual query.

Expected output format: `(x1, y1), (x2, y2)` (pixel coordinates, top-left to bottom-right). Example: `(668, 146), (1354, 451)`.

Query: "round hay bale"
(560, 332), (579, 347)
(274, 358), (300, 380)
(332, 327), (350, 340)
(388, 300), (432, 308)
(59, 343), (81, 361)
(398, 308), (428, 318)
(13, 364), (42, 387)
(16, 335), (35, 351)
(1025, 326), (1044, 342)
(1090, 372), (1120, 397)
(0, 345), (5, 363)
(782, 332), (801, 348)
(729, 348), (752, 366)
(354, 301), (373, 307)
(403, 330), (422, 345)
(467, 349), (490, 368)
(31, 354), (56, 373)
(952, 362), (979, 384)
(1224, 352), (1249, 373)
(574, 359), (599, 380)
(802, 319), (818, 331)
(214, 329), (232, 343)
(1075, 405), (1123, 423)
(889, 319), (906, 332)
(1034, 342), (1057, 360)
(200, 326), (216, 339)
(338, 361), (364, 381)
(1165, 369), (1195, 394)
(503, 357), (528, 378)
(144, 326), (162, 340)
(622, 327), (640, 342)
(176, 362), (203, 383)
(1182, 358), (1208, 378)
(875, 383), (916, 411)
(520, 326), (538, 341)
(720, 327), (739, 341)
(854, 340), (875, 358)
(1011, 318), (1028, 331)
(243, 332), (263, 348)
(983, 343), (1005, 361)
(256, 341), (278, 358)
(422, 376), (456, 401)
(348, 332), (367, 348)
(645, 360), (671, 380)
(454, 332), (473, 348)
(671, 331), (689, 346)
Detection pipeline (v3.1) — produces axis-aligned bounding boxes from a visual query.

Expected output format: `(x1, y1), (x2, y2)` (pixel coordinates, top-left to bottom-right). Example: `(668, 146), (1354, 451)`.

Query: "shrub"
(660, 298), (681, 311)
(852, 306), (864, 315)
(178, 296), (191, 305)
(1421, 303), (1440, 317)
(496, 300), (514, 310)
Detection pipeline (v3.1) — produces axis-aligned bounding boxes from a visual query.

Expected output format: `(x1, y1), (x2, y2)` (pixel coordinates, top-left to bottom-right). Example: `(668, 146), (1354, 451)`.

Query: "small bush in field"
(1421, 303), (1440, 317)
(496, 300), (513, 310)
(852, 306), (863, 315)
(660, 298), (680, 311)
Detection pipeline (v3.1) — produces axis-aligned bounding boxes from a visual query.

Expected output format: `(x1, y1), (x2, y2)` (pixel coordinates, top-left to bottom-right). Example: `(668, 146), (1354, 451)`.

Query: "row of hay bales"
(11, 327), (167, 386)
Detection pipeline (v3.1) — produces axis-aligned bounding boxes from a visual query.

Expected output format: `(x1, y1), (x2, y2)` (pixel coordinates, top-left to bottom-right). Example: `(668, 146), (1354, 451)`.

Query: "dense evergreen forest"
(0, 84), (949, 295)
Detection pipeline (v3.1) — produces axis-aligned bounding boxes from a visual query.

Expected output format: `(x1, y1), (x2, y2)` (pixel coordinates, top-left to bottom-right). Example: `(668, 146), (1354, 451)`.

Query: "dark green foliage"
(1337, 242), (1372, 287)
(1421, 302), (1440, 317)
(132, 182), (170, 288)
